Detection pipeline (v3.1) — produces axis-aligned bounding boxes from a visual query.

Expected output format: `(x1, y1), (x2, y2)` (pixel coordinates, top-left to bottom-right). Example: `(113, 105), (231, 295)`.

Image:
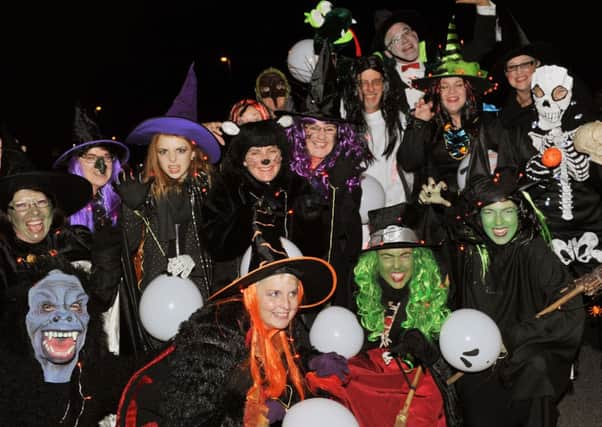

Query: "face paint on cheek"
(377, 249), (414, 289)
(480, 201), (519, 245)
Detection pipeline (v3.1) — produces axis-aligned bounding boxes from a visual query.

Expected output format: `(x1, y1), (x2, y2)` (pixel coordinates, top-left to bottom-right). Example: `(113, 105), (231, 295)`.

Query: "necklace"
(443, 122), (470, 160)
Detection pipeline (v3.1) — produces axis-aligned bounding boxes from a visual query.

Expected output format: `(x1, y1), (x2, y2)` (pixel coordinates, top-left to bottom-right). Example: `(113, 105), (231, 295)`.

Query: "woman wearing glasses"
(53, 105), (129, 232)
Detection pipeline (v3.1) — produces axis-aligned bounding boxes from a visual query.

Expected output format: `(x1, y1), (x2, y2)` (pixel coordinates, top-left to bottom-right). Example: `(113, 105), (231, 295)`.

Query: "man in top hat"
(116, 209), (338, 426)
(372, 1), (497, 113)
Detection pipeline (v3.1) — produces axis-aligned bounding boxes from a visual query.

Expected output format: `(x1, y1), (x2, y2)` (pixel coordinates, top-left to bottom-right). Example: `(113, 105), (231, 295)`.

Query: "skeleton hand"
(167, 255), (196, 279)
(419, 177), (452, 207)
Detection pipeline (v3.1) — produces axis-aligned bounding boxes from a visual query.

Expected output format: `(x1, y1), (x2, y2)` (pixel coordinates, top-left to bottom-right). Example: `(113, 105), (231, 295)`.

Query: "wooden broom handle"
(394, 366), (423, 427)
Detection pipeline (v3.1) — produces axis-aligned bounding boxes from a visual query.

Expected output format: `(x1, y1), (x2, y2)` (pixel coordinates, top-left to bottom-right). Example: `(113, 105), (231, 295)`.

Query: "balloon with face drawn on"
(25, 270), (90, 383)
(439, 308), (502, 373)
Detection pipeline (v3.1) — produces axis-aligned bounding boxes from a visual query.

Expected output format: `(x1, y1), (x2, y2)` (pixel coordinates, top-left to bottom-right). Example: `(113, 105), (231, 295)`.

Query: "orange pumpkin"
(542, 147), (562, 168)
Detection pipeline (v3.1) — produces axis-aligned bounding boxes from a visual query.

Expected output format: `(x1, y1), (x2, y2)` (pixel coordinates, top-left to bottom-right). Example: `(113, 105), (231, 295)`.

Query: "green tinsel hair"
(354, 248), (451, 343)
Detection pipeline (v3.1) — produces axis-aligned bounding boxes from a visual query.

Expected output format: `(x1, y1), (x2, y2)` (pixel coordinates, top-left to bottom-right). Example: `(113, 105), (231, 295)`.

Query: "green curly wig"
(354, 248), (450, 343)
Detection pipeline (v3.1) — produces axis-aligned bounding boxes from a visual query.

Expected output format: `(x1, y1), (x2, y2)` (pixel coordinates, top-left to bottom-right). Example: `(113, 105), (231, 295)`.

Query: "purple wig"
(286, 117), (370, 197)
(67, 155), (123, 231)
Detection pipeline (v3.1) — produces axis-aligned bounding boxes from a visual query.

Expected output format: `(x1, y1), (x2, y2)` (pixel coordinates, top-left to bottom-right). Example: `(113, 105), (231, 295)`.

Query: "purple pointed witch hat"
(125, 62), (221, 164)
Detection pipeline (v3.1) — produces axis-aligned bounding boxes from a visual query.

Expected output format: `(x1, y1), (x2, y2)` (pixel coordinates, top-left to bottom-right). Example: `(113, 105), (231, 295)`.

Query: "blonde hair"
(143, 133), (213, 199)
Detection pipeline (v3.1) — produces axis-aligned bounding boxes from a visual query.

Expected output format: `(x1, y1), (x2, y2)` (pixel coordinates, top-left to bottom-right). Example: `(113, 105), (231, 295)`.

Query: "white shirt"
(363, 110), (413, 207)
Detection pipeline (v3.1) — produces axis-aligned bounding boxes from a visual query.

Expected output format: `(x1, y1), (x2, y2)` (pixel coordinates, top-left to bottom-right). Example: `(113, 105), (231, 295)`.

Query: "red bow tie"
(401, 62), (420, 72)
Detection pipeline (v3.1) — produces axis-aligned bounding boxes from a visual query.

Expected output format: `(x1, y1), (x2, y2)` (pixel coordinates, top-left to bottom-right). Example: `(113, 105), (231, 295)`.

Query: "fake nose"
(261, 158), (271, 165)
(94, 157), (107, 174)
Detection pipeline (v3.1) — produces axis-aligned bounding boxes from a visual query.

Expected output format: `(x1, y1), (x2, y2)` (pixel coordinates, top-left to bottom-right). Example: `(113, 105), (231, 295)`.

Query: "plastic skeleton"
(527, 65), (590, 222)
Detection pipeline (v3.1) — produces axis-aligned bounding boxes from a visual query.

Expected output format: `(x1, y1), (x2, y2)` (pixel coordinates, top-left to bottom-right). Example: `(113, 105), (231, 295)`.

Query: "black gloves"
(114, 167), (152, 210)
(390, 328), (440, 367)
(328, 157), (360, 188)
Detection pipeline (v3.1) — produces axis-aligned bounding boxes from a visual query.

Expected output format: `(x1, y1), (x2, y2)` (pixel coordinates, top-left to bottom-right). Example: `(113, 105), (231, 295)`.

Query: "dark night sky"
(1, 1), (599, 169)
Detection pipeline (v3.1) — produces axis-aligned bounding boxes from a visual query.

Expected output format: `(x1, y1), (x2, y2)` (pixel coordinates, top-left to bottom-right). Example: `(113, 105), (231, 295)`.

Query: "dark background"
(1, 1), (599, 169)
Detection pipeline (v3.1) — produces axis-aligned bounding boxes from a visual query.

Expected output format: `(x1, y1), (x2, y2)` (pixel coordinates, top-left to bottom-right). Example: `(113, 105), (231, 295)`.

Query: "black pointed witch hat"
(53, 103), (129, 168)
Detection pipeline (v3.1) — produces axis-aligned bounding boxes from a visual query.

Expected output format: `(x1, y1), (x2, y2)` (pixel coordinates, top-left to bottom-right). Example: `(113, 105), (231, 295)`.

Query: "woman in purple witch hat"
(53, 104), (129, 232)
(115, 63), (221, 351)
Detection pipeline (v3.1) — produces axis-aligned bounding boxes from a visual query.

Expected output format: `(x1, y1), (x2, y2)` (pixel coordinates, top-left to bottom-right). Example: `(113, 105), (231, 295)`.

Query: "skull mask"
(573, 120), (602, 165)
(531, 65), (573, 131)
(26, 270), (90, 383)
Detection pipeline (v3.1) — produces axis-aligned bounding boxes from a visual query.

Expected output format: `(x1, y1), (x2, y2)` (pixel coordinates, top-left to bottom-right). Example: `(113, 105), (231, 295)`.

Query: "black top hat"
(209, 207), (336, 309)
(0, 171), (92, 216)
(53, 104), (130, 169)
(363, 203), (432, 252)
(371, 9), (425, 54)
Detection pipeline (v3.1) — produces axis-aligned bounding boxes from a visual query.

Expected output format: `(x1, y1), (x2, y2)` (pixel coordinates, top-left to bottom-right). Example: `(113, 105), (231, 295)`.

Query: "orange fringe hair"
(242, 280), (306, 426)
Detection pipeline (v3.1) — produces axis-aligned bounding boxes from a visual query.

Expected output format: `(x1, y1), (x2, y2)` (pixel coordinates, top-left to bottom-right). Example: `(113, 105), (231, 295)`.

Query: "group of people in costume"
(1, 1), (600, 426)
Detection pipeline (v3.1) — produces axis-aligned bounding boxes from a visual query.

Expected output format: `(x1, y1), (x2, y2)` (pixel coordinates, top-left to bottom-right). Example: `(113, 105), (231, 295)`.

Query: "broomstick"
(446, 264), (602, 385)
(394, 366), (423, 427)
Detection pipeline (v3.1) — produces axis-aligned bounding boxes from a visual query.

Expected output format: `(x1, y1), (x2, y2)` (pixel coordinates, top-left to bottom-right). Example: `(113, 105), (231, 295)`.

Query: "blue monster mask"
(25, 270), (90, 383)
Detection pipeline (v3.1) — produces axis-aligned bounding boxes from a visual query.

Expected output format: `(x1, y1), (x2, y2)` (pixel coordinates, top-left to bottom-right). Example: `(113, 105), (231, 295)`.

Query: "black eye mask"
(258, 73), (289, 100)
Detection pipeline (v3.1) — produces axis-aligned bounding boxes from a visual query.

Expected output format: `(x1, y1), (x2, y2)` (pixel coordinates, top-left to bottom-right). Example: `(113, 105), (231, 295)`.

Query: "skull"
(573, 120), (602, 165)
(531, 65), (573, 131)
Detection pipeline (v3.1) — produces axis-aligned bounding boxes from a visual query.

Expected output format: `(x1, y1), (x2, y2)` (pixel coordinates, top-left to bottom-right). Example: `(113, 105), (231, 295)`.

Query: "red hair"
(229, 99), (271, 124)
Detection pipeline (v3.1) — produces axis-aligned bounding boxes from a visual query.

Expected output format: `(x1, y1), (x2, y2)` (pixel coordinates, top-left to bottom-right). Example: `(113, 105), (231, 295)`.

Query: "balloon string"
(134, 210), (166, 258)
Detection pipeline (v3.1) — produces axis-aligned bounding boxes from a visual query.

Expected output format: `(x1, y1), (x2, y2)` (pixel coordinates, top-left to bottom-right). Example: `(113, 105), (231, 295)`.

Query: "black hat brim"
(209, 256), (336, 309)
(0, 171), (92, 216)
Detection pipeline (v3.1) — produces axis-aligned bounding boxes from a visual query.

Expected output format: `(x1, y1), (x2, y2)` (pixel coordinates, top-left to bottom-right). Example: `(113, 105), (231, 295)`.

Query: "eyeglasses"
(8, 198), (51, 212)
(386, 28), (413, 49)
(359, 78), (384, 89)
(304, 124), (337, 136)
(504, 60), (536, 74)
(80, 153), (114, 164)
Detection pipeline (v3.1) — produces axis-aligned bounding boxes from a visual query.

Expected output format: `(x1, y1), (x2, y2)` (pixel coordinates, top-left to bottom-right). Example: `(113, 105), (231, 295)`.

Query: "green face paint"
(480, 199), (519, 245)
(377, 247), (414, 289)
(8, 189), (54, 244)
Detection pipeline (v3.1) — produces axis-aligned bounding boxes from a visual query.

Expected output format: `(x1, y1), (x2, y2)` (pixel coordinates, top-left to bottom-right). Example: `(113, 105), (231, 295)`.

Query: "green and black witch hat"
(412, 17), (495, 96)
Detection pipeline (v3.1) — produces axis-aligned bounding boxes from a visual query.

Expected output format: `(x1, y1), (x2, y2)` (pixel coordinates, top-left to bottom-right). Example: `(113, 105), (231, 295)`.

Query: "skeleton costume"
(515, 65), (601, 277)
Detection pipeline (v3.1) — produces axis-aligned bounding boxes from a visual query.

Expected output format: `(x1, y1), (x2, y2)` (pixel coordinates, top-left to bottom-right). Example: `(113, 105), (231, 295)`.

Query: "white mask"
(531, 65), (573, 131)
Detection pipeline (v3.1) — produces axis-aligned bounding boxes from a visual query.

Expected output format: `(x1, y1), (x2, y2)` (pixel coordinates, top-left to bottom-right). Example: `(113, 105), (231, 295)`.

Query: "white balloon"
(283, 398), (359, 427)
(239, 237), (303, 277)
(359, 174), (386, 224)
(456, 149), (498, 192)
(287, 39), (318, 84)
(309, 306), (364, 359)
(439, 308), (502, 373)
(139, 274), (204, 341)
